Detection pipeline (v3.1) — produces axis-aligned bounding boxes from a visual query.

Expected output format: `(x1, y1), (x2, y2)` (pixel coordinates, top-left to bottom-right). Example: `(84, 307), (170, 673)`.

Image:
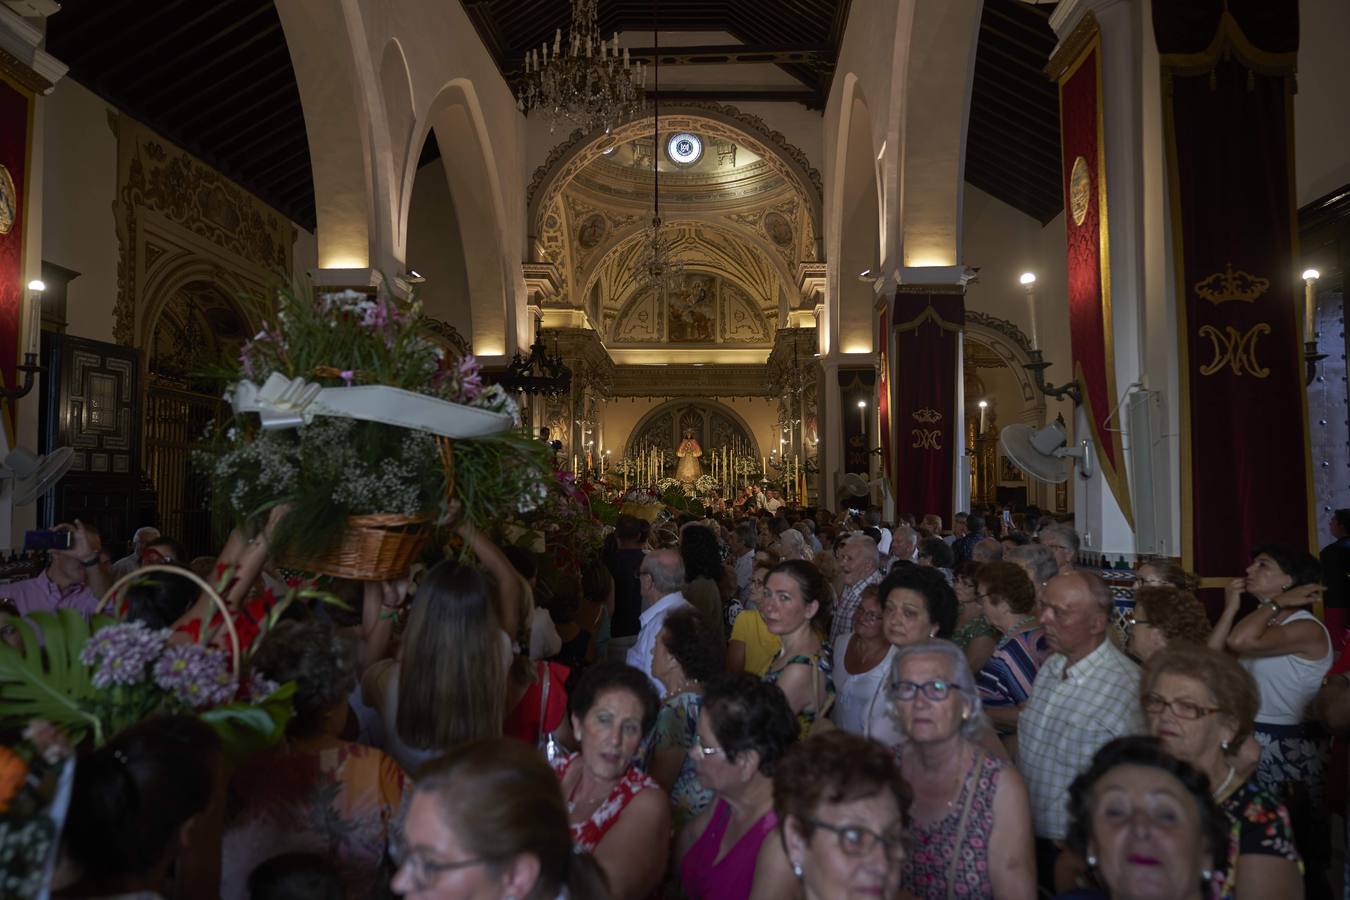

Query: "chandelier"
(632, 13), (684, 295)
(498, 316), (572, 397)
(516, 0), (646, 134)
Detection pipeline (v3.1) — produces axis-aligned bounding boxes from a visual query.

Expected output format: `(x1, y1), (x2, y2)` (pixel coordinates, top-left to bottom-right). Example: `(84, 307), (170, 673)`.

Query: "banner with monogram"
(877, 302), (893, 495)
(1153, 1), (1309, 579)
(891, 291), (962, 523)
(1051, 20), (1132, 529)
(0, 74), (33, 444)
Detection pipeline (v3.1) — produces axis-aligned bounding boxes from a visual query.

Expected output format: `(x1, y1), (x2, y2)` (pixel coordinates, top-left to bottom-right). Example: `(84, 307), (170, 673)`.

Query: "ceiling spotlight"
(1019, 272), (1036, 286)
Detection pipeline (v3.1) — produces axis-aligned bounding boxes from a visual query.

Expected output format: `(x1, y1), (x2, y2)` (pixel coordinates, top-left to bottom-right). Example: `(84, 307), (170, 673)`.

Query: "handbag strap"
(943, 749), (982, 895)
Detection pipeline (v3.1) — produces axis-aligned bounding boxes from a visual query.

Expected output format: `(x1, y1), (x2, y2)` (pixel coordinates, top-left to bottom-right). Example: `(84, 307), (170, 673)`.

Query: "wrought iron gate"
(144, 381), (224, 559)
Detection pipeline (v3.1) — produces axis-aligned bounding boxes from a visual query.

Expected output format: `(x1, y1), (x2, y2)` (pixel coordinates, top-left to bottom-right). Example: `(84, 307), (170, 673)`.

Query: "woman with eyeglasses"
(888, 640), (1036, 900)
(392, 738), (611, 900)
(1064, 736), (1229, 900)
(829, 584), (895, 735)
(551, 661), (669, 900)
(950, 559), (999, 673)
(676, 672), (799, 900)
(1138, 645), (1301, 900)
(767, 731), (910, 900)
(1126, 585), (1211, 662)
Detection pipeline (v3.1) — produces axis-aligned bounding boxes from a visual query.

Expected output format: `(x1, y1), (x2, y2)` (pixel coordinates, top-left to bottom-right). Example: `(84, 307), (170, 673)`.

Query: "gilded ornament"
(0, 164), (15, 235)
(911, 408), (943, 424)
(1069, 155), (1091, 226)
(1194, 262), (1269, 306)
(1198, 323), (1270, 378)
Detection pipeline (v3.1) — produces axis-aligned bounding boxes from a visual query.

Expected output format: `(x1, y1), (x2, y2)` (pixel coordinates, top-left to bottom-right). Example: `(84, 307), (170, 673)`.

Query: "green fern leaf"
(0, 611), (109, 744)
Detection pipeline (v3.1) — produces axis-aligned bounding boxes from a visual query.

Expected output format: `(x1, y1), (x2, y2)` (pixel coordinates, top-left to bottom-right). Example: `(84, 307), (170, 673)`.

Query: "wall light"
(1019, 272), (1036, 285)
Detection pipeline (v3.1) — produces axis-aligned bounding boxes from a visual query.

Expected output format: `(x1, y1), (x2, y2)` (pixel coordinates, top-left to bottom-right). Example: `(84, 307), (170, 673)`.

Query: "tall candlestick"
(978, 400), (987, 435)
(1303, 270), (1320, 339)
(1020, 273), (1040, 351)
(25, 284), (42, 358)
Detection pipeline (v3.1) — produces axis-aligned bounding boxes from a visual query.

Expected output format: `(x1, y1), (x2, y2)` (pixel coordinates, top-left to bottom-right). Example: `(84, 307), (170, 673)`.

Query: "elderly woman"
(776, 528), (813, 562)
(394, 738), (609, 900)
(830, 584), (895, 735)
(1065, 736), (1229, 900)
(887, 640), (1035, 899)
(676, 673), (799, 900)
(950, 560), (998, 673)
(650, 606), (728, 830)
(764, 731), (910, 900)
(760, 559), (834, 738)
(1207, 544), (1331, 851)
(1006, 544), (1059, 602)
(1135, 558), (1200, 591)
(1140, 645), (1301, 900)
(1127, 585), (1211, 662)
(973, 560), (1051, 746)
(552, 661), (669, 900)
(224, 618), (406, 900)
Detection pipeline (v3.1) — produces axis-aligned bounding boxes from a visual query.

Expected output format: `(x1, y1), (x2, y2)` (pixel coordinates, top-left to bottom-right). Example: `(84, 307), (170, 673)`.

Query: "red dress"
(503, 661), (569, 743)
(550, 751), (660, 852)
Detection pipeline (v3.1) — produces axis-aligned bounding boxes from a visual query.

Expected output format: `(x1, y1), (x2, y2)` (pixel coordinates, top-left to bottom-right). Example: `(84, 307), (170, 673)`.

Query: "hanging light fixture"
(516, 0), (645, 134)
(632, 0), (684, 296)
(498, 315), (573, 398)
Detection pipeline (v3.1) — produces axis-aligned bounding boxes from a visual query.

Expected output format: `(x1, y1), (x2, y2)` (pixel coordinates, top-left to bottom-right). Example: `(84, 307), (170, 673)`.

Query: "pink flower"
(339, 370), (355, 386)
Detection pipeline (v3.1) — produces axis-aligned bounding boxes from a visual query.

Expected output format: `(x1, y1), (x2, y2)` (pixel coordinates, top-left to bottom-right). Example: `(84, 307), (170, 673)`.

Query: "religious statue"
(675, 429), (703, 484)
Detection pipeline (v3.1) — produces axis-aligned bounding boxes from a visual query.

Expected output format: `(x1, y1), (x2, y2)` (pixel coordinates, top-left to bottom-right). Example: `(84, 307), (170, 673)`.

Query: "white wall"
(42, 78), (118, 343)
(1296, 0), (1350, 205)
(406, 160), (474, 340)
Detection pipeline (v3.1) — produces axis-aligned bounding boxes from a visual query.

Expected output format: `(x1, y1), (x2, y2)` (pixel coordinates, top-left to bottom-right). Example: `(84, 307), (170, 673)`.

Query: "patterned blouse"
(651, 690), (714, 831)
(550, 751), (661, 852)
(1211, 778), (1301, 900)
(900, 750), (1003, 899)
(976, 622), (1053, 718)
(763, 647), (835, 739)
(951, 613), (999, 650)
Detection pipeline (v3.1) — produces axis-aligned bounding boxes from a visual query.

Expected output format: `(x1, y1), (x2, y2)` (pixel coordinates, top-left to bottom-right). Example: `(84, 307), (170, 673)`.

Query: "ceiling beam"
(621, 44), (830, 66)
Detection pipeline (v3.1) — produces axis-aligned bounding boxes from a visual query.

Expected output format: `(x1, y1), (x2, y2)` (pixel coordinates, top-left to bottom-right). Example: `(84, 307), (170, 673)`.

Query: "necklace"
(1212, 765), (1237, 801)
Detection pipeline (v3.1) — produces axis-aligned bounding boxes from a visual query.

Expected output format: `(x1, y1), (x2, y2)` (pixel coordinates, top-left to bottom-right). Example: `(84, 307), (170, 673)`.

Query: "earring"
(1086, 854), (1097, 868)
(792, 863), (804, 879)
(1202, 870), (1213, 881)
(961, 709), (970, 721)
(1220, 739), (1231, 753)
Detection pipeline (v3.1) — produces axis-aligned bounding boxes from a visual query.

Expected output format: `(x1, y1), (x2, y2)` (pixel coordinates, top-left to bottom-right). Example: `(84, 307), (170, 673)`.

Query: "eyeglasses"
(855, 610), (882, 623)
(691, 732), (726, 758)
(1142, 692), (1220, 720)
(639, 571), (653, 580)
(1126, 615), (1150, 627)
(974, 591), (996, 603)
(805, 818), (907, 862)
(390, 838), (491, 889)
(1135, 576), (1169, 587)
(890, 679), (962, 702)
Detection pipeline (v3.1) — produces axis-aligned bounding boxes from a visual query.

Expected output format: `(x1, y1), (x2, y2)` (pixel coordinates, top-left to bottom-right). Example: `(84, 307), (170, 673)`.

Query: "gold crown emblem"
(911, 408), (942, 424)
(1194, 263), (1269, 306)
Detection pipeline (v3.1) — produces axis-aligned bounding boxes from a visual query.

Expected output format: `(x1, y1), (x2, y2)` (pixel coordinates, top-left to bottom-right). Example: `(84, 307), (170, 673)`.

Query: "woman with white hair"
(775, 528), (812, 562)
(888, 640), (1036, 900)
(1005, 544), (1059, 602)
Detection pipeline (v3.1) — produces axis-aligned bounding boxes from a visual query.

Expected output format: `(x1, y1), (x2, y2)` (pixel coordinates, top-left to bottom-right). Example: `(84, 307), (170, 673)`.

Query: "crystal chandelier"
(632, 15), (683, 295)
(516, 0), (646, 134)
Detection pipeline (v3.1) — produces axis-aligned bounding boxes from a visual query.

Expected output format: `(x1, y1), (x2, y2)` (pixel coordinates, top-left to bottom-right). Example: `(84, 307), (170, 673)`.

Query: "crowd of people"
(10, 500), (1350, 900)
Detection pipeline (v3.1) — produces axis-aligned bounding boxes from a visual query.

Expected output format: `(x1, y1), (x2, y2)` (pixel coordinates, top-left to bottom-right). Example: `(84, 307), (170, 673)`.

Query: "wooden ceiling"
(42, 0), (1062, 237)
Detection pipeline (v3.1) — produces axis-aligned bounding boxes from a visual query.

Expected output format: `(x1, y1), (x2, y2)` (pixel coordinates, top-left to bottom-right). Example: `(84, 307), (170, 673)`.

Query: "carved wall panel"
(625, 401), (760, 458)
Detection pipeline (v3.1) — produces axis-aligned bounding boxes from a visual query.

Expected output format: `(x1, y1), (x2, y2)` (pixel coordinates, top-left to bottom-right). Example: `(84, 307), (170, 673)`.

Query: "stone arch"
(403, 80), (514, 356)
(963, 311), (1046, 425)
(895, 1), (983, 267)
(380, 38), (417, 254)
(137, 258), (262, 357)
(526, 104), (824, 254)
(276, 0), (377, 268)
(624, 399), (762, 459)
(831, 74), (881, 355)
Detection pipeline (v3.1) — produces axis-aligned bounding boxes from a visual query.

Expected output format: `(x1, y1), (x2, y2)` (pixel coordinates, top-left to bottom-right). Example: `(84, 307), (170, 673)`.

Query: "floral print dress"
(650, 690), (714, 831)
(1210, 778), (1301, 900)
(550, 751), (661, 852)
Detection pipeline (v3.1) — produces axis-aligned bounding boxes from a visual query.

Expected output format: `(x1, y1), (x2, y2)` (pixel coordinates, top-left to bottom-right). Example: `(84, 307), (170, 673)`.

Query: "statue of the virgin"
(675, 429), (703, 484)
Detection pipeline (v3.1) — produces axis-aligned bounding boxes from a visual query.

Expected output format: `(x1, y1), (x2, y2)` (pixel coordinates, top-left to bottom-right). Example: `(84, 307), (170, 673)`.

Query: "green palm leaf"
(0, 611), (109, 744)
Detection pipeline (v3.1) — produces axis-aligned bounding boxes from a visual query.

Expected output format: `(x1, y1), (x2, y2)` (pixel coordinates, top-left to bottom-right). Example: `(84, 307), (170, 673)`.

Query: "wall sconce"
(1303, 269), (1326, 385)
(2, 281), (47, 405)
(1023, 350), (1082, 405)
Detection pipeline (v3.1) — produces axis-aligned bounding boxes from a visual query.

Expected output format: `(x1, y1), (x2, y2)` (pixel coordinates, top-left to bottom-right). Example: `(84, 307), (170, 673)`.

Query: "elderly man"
(1037, 522), (1080, 576)
(730, 521), (759, 597)
(110, 525), (160, 579)
(971, 537), (1004, 563)
(831, 533), (884, 645)
(6, 521), (113, 620)
(889, 524), (919, 564)
(627, 549), (691, 692)
(1019, 571), (1143, 888)
(952, 514), (984, 564)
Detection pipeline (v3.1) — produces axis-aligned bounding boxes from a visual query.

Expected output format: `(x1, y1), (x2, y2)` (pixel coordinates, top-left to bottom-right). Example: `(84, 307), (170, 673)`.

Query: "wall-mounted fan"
(999, 418), (1092, 483)
(838, 471), (872, 500)
(0, 447), (75, 506)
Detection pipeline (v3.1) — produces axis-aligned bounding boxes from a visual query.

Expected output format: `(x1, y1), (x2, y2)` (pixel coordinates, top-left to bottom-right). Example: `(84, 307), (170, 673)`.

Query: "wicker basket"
(281, 513), (431, 581)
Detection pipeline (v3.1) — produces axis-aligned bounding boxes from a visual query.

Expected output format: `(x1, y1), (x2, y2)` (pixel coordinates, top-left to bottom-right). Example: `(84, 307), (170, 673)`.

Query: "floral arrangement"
(0, 721), (73, 897)
(693, 474), (719, 495)
(0, 609), (295, 759)
(203, 280), (554, 557)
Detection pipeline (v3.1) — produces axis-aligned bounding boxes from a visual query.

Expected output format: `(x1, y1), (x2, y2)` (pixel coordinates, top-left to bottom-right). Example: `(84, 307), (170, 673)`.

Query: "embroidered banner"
(877, 302), (893, 496)
(1153, 1), (1309, 579)
(0, 74), (33, 444)
(1055, 24), (1133, 529)
(891, 291), (963, 523)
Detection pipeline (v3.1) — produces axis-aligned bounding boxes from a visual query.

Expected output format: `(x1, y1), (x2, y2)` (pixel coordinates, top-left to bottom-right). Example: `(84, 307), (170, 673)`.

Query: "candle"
(978, 400), (988, 435)
(1020, 273), (1040, 351)
(573, 454), (578, 474)
(25, 284), (42, 358)
(1304, 270), (1320, 339)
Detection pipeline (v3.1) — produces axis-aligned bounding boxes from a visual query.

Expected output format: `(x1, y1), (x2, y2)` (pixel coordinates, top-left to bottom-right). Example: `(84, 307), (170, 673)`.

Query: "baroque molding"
(964, 310), (1034, 356)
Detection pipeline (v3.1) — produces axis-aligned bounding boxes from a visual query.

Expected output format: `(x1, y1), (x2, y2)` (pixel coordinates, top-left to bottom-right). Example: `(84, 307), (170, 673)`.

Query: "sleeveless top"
(1241, 609), (1333, 724)
(900, 750), (1003, 899)
(762, 647), (834, 739)
(549, 752), (660, 852)
(679, 799), (778, 900)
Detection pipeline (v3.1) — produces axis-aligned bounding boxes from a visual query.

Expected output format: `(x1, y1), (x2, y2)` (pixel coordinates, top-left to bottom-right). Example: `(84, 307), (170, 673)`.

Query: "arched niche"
(624, 400), (762, 460)
(147, 280), (252, 387)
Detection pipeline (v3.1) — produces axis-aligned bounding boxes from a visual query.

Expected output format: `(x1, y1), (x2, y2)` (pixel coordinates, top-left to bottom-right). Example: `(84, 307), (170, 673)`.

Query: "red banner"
(0, 74), (32, 444)
(891, 291), (962, 523)
(1056, 27), (1132, 529)
(877, 302), (893, 495)
(1154, 2), (1309, 578)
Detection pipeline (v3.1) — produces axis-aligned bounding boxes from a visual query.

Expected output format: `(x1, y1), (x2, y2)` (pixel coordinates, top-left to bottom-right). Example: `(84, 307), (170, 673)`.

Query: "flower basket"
(279, 513), (432, 581)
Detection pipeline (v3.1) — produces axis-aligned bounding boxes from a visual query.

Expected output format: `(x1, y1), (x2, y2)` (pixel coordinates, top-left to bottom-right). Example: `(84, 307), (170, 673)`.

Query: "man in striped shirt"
(831, 534), (884, 645)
